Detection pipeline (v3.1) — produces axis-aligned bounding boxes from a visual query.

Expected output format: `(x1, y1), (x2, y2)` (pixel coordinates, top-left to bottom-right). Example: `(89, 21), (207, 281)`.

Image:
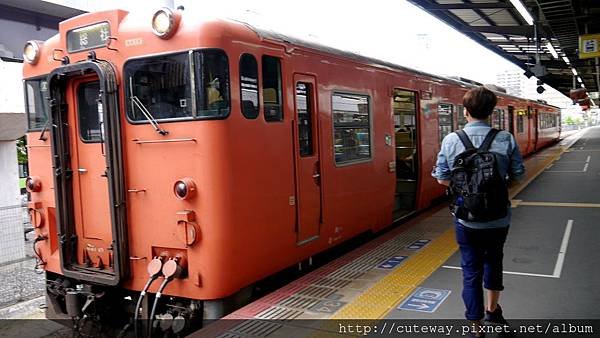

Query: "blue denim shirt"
(432, 121), (525, 228)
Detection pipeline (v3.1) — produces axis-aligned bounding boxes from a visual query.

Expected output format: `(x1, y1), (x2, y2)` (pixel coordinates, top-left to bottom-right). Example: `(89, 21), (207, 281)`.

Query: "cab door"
(293, 74), (321, 244)
(533, 108), (539, 151)
(68, 78), (114, 270)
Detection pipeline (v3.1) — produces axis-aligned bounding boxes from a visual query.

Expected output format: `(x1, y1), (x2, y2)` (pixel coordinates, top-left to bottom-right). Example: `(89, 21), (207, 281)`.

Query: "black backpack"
(449, 128), (509, 222)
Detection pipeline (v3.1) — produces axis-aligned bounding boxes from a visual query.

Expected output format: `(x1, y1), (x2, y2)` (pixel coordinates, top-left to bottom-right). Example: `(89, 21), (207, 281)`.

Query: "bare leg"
(486, 289), (501, 312)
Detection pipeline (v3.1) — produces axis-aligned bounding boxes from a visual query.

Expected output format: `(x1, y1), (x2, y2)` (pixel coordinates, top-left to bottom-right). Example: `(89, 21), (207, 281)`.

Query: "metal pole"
(596, 57), (600, 92)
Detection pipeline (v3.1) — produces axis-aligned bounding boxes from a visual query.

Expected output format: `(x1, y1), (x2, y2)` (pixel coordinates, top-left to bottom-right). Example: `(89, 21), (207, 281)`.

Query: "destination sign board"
(67, 22), (111, 53)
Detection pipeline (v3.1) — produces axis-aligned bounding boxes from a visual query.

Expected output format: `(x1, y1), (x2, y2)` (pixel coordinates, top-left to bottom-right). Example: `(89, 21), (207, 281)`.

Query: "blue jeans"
(455, 221), (509, 320)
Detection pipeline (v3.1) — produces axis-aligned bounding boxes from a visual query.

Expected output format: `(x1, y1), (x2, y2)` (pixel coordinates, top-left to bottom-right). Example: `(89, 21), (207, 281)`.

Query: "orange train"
(22, 7), (560, 334)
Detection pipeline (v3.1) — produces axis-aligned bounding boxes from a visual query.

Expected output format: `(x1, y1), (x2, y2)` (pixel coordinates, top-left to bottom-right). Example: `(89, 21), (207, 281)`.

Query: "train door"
(526, 106), (533, 153)
(67, 77), (115, 270)
(293, 74), (322, 244)
(392, 89), (419, 220)
(508, 106), (515, 135)
(534, 108), (539, 151)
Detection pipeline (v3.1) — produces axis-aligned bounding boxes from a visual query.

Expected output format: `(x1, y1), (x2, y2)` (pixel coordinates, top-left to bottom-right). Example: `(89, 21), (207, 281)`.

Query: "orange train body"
(23, 8), (560, 325)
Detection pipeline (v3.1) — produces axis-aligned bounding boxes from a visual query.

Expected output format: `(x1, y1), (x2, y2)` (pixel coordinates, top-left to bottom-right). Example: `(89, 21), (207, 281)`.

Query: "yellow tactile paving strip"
(330, 228), (457, 319)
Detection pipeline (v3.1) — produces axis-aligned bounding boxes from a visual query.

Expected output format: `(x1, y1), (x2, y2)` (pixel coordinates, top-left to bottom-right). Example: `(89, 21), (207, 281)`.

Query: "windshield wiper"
(129, 76), (168, 136)
(38, 119), (50, 141)
(130, 96), (169, 136)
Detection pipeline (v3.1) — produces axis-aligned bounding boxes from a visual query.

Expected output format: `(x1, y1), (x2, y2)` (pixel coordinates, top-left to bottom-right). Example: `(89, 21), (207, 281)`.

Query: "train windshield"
(125, 49), (230, 122)
(24, 78), (49, 130)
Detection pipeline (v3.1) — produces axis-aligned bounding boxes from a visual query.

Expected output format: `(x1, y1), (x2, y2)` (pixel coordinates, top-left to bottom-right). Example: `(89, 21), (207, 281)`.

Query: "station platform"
(196, 127), (600, 337)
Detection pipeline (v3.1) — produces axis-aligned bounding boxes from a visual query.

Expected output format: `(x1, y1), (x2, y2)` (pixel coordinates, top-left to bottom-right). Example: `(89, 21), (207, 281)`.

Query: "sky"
(183, 0), (524, 84)
(45, 0), (573, 106)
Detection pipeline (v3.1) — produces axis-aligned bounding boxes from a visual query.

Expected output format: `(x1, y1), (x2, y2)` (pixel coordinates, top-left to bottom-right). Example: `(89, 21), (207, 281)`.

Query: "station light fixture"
(545, 42), (558, 59)
(152, 7), (181, 39)
(571, 68), (578, 76)
(577, 77), (583, 83)
(509, 0), (534, 25)
(23, 41), (42, 64)
(562, 56), (570, 65)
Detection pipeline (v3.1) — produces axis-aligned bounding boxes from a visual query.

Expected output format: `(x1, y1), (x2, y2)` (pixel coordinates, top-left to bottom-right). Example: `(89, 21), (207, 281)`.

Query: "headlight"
(152, 7), (181, 39)
(23, 41), (42, 64)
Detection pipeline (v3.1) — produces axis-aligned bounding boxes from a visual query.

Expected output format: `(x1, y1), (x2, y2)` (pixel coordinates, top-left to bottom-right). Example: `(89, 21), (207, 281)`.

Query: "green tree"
(564, 116), (575, 125)
(16, 136), (27, 165)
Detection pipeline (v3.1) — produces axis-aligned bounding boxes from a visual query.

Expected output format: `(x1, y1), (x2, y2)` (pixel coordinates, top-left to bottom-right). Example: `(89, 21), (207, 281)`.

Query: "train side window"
(517, 114), (524, 133)
(491, 109), (502, 129)
(438, 103), (454, 144)
(239, 54), (259, 119)
(540, 113), (545, 129)
(296, 82), (313, 156)
(332, 93), (371, 164)
(262, 55), (283, 122)
(196, 50), (230, 118)
(77, 81), (102, 142)
(24, 78), (49, 130)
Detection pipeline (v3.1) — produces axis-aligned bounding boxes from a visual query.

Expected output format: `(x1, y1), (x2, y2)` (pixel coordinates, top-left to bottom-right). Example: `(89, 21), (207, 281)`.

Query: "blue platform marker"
(398, 287), (451, 313)
(406, 239), (431, 250)
(376, 255), (407, 269)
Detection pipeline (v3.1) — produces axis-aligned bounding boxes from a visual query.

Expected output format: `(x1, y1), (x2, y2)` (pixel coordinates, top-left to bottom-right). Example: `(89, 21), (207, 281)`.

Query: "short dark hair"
(463, 86), (497, 119)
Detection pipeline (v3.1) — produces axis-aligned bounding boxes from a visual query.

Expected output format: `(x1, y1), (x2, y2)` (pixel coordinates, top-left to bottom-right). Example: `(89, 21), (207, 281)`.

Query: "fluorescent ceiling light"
(571, 68), (578, 76)
(562, 56), (570, 65)
(581, 84), (585, 88)
(509, 0), (534, 25)
(577, 77), (583, 83)
(545, 42), (558, 59)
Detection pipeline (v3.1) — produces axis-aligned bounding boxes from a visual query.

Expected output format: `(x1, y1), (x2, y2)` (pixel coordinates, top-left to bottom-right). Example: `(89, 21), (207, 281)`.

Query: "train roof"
(233, 19), (559, 109)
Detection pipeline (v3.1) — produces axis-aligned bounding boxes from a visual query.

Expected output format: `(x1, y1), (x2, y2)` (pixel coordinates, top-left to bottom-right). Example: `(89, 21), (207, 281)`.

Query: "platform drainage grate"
(255, 306), (303, 320)
(278, 295), (321, 310)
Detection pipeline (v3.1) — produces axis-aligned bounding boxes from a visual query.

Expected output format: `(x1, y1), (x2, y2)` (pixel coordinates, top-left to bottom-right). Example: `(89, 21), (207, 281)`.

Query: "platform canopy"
(407, 0), (600, 97)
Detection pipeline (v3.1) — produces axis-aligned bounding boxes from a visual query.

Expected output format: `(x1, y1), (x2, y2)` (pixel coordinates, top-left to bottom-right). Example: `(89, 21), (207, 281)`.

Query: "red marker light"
(26, 176), (42, 192)
(173, 178), (196, 200)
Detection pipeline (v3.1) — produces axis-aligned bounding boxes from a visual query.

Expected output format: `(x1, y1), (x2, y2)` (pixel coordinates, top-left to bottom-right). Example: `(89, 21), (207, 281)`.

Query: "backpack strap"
(455, 129), (475, 151)
(479, 128), (500, 152)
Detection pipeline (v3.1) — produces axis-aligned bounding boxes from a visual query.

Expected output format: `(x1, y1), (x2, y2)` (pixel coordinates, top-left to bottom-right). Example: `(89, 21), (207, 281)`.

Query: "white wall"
(0, 59), (26, 263)
(0, 60), (24, 114)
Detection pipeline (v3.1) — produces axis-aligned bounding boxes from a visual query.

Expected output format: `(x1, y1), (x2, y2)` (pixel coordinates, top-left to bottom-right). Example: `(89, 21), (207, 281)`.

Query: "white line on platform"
(441, 265), (557, 278)
(442, 219), (574, 279)
(545, 170), (586, 173)
(552, 219), (573, 278)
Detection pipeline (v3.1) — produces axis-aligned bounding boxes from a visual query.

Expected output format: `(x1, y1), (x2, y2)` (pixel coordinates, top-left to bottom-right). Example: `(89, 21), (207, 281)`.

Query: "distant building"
(496, 70), (523, 97)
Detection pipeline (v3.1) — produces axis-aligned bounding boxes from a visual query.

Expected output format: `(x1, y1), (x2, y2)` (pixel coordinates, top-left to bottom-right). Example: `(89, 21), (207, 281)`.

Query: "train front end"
(23, 8), (243, 334)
